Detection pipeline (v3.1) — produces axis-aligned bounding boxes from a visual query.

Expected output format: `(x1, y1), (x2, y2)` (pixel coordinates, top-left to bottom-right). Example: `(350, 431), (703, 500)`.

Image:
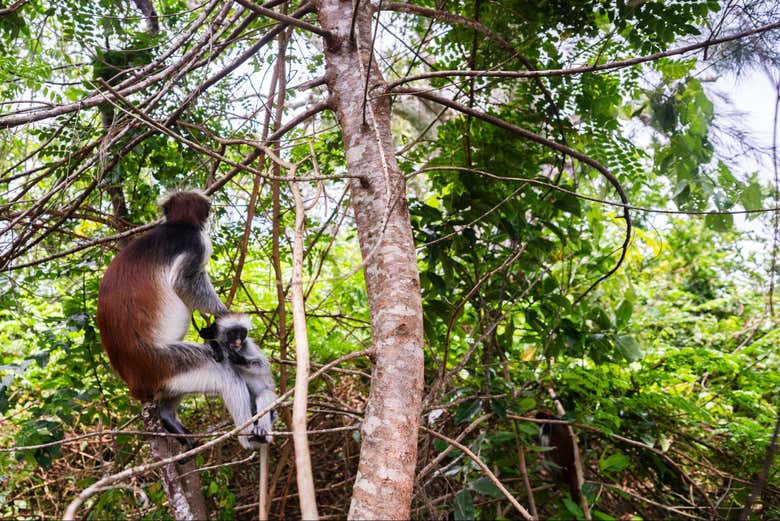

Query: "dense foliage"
(0, 0), (779, 519)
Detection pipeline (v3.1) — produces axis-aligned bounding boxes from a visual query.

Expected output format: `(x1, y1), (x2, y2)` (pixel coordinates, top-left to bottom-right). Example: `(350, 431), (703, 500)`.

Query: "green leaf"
(517, 397), (537, 413)
(600, 452), (630, 473)
(454, 489), (475, 521)
(562, 496), (584, 517)
(740, 181), (762, 212)
(491, 398), (507, 420)
(614, 334), (642, 361)
(615, 299), (633, 329)
(704, 212), (733, 232)
(455, 399), (482, 424)
(470, 477), (504, 499)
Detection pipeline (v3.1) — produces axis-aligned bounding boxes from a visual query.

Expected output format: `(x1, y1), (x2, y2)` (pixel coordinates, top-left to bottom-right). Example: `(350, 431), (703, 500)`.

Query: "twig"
(62, 348), (373, 520)
(739, 409), (780, 520)
(394, 89), (631, 302)
(235, 0), (330, 37)
(411, 166), (780, 216)
(512, 420), (538, 519)
(259, 445), (270, 520)
(440, 242), (527, 379)
(509, 414), (719, 517)
(420, 426), (535, 521)
(416, 413), (493, 483)
(383, 20), (780, 90)
(179, 452), (257, 478)
(599, 482), (706, 520)
(767, 77), (780, 315)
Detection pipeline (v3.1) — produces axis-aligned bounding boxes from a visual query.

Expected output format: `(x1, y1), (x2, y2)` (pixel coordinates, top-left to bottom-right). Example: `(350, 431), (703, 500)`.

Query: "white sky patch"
(718, 71), (776, 150)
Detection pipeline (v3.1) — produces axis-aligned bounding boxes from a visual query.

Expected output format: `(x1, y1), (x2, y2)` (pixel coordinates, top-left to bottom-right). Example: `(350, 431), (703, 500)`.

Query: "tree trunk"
(315, 1), (425, 519)
(141, 402), (208, 520)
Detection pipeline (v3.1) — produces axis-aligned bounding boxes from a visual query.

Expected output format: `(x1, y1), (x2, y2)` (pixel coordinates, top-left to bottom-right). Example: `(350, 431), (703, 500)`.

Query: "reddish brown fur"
(160, 191), (210, 226)
(97, 245), (170, 401)
(97, 190), (212, 402)
(537, 410), (580, 501)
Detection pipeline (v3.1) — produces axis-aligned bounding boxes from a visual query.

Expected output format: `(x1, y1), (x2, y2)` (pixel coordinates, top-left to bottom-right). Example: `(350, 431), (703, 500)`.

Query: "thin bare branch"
(236, 0), (330, 37)
(384, 19), (780, 90)
(62, 348), (374, 520)
(395, 89), (631, 300)
(420, 426), (535, 521)
(290, 171), (320, 520)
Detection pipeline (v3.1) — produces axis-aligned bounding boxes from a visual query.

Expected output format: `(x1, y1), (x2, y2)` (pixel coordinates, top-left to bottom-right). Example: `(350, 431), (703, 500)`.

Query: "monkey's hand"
(250, 413), (274, 444)
(208, 340), (225, 363)
(227, 349), (249, 366)
(199, 321), (219, 340)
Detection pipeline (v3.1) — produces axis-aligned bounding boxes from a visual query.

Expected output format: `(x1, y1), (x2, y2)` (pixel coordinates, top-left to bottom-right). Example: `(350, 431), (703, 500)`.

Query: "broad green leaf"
(704, 212), (733, 232)
(454, 489), (475, 521)
(614, 335), (642, 361)
(455, 399), (482, 424)
(615, 299), (633, 329)
(740, 181), (763, 212)
(600, 453), (630, 473)
(562, 496), (584, 518)
(470, 477), (504, 499)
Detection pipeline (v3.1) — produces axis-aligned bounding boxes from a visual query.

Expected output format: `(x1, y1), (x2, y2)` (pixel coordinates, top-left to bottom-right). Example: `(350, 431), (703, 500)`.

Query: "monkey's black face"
(226, 327), (248, 349)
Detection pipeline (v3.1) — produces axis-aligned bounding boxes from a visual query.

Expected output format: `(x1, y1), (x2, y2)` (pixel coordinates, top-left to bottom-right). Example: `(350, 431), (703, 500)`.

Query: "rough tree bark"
(315, 0), (425, 519)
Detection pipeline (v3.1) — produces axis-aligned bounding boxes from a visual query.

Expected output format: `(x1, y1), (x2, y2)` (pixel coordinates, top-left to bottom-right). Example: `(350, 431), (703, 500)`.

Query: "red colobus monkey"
(207, 313), (276, 443)
(536, 410), (581, 501)
(96, 190), (263, 449)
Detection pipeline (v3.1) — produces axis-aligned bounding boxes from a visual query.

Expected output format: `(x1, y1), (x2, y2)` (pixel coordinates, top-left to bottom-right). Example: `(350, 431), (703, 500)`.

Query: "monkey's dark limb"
(208, 339), (225, 362)
(198, 320), (219, 340)
(159, 398), (198, 454)
(227, 348), (250, 366)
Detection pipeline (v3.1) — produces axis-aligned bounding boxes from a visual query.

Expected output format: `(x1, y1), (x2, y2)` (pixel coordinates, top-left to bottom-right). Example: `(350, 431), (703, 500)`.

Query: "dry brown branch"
(163, 2), (316, 125)
(224, 21), (288, 308)
(62, 348), (373, 520)
(236, 0), (330, 37)
(416, 413), (493, 483)
(739, 408), (780, 520)
(420, 426), (535, 521)
(440, 242), (527, 379)
(0, 0), (27, 17)
(598, 482), (707, 520)
(513, 421), (538, 519)
(509, 413), (719, 517)
(1, 101), (329, 272)
(259, 445), (270, 520)
(0, 0), (227, 128)
(412, 166), (780, 217)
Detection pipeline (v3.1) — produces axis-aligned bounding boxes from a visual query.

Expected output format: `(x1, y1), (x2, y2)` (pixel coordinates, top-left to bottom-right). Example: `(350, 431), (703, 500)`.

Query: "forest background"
(0, 0), (779, 519)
